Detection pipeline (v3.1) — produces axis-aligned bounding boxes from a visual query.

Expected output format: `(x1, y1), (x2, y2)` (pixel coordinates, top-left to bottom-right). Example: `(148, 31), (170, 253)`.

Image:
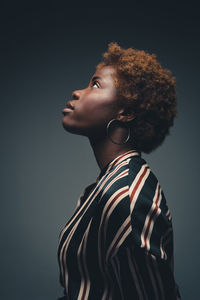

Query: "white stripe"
(127, 247), (148, 300)
(145, 208), (160, 250)
(107, 150), (140, 173)
(75, 197), (81, 209)
(100, 197), (131, 300)
(77, 220), (92, 300)
(59, 162), (127, 260)
(160, 227), (173, 260)
(129, 165), (150, 213)
(58, 192), (83, 245)
(59, 151), (137, 246)
(62, 226), (77, 295)
(58, 187), (96, 244)
(106, 216), (132, 261)
(59, 183), (103, 285)
(58, 151), (139, 292)
(59, 161), (129, 288)
(141, 184), (159, 248)
(145, 253), (160, 300)
(166, 209), (172, 221)
(59, 159), (130, 244)
(141, 183), (162, 250)
(75, 189), (86, 210)
(160, 234), (167, 260)
(111, 256), (124, 300)
(98, 186), (129, 277)
(102, 186), (129, 242)
(151, 255), (165, 299)
(101, 271), (113, 300)
(102, 286), (108, 300)
(101, 169), (129, 198)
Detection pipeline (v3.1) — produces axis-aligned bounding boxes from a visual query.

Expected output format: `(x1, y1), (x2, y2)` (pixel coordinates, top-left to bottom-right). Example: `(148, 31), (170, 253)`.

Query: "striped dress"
(57, 150), (181, 300)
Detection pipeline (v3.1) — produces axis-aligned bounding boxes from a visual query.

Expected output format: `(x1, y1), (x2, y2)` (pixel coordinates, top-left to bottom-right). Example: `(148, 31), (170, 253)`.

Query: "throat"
(89, 136), (133, 170)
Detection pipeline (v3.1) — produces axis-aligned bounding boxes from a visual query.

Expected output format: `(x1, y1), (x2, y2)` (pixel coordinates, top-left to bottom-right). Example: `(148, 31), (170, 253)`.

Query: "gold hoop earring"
(106, 119), (130, 145)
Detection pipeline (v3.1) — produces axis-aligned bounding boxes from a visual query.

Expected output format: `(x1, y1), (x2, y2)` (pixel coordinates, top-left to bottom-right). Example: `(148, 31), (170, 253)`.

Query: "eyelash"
(92, 81), (100, 88)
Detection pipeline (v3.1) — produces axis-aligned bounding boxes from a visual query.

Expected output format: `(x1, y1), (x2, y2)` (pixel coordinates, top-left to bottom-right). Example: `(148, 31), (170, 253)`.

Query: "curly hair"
(96, 42), (177, 154)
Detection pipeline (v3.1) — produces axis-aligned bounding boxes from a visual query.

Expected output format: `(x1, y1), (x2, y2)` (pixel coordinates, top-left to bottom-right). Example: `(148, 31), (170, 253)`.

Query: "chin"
(61, 119), (87, 136)
(62, 120), (75, 133)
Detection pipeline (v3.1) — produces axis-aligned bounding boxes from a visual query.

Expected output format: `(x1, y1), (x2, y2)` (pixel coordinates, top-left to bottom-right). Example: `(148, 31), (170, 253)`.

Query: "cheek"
(62, 96), (119, 135)
(84, 104), (116, 128)
(86, 97), (118, 122)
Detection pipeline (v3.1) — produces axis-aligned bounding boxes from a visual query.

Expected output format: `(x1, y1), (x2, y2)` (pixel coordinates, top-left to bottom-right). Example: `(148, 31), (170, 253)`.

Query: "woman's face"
(62, 66), (121, 139)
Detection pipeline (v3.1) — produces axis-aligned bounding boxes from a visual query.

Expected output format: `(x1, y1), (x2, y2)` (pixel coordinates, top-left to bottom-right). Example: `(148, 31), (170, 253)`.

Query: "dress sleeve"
(127, 158), (173, 260)
(109, 243), (181, 300)
(104, 159), (181, 299)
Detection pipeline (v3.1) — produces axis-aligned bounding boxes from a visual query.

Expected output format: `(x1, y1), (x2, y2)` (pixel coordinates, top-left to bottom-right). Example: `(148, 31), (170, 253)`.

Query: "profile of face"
(62, 66), (122, 141)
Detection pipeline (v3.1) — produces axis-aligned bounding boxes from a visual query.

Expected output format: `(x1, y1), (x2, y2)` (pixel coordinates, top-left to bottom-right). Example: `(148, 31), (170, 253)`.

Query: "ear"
(117, 108), (135, 122)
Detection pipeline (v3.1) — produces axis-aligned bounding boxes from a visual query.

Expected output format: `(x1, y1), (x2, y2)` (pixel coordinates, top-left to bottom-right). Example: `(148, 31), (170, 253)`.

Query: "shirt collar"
(97, 149), (141, 181)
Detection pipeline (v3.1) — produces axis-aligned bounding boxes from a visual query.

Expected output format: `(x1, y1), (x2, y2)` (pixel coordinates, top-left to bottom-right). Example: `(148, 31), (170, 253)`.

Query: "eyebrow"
(91, 76), (102, 82)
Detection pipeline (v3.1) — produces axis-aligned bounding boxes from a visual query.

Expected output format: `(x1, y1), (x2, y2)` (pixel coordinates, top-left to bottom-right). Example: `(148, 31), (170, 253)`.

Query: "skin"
(62, 66), (135, 170)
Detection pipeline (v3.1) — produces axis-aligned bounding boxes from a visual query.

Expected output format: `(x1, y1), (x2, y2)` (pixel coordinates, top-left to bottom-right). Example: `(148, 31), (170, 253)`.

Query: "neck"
(89, 137), (134, 170)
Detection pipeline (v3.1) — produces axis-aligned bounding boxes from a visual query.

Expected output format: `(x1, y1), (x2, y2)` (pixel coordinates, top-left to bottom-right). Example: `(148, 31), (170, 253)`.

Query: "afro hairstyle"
(96, 42), (177, 153)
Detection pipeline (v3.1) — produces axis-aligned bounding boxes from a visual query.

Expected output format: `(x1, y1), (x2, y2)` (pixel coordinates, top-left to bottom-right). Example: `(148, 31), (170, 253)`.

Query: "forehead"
(93, 65), (116, 81)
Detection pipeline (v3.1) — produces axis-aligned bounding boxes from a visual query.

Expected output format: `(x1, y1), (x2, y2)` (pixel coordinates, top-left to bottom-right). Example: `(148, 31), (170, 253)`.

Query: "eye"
(92, 81), (100, 89)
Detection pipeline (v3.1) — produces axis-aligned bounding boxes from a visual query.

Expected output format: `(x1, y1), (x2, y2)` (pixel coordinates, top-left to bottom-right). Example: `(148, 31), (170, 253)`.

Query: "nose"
(72, 90), (81, 100)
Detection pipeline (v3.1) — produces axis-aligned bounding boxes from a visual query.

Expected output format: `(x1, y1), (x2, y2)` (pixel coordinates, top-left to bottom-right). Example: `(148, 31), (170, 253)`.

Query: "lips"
(62, 101), (74, 114)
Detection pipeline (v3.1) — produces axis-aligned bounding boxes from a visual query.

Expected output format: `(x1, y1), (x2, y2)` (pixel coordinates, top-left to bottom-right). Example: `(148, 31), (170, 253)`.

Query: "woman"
(58, 43), (181, 300)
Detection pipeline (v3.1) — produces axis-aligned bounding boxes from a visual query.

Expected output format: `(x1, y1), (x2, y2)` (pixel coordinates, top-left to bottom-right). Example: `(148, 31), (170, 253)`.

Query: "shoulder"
(99, 155), (153, 202)
(99, 155), (173, 260)
(127, 155), (171, 225)
(128, 155), (161, 211)
(128, 155), (173, 260)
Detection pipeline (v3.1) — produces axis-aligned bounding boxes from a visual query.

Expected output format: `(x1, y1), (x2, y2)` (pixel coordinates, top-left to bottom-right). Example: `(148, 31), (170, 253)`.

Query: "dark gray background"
(1, 1), (199, 299)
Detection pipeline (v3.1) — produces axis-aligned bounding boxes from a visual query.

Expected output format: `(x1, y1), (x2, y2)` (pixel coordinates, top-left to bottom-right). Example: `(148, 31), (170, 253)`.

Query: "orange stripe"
(130, 166), (149, 203)
(108, 220), (132, 261)
(144, 186), (161, 249)
(109, 150), (138, 170)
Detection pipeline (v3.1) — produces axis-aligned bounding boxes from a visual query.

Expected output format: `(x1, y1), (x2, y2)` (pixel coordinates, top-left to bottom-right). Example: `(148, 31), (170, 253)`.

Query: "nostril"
(72, 90), (80, 100)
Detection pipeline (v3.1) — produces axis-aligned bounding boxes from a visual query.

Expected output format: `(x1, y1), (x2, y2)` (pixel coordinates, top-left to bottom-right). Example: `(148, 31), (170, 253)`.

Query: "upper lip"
(66, 101), (74, 110)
